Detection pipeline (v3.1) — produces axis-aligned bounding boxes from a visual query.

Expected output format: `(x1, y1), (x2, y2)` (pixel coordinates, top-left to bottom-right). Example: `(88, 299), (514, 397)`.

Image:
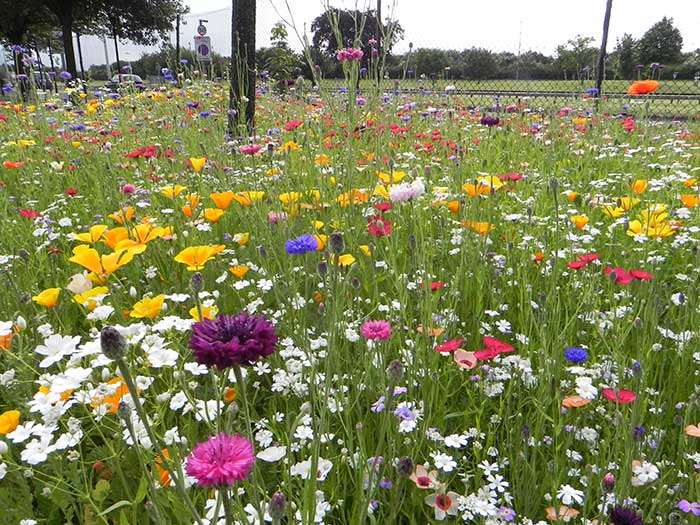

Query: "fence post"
(595, 0), (614, 101)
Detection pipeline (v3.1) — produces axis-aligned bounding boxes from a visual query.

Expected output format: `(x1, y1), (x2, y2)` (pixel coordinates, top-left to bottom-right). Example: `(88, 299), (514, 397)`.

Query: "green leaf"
(97, 500), (132, 517)
(134, 475), (149, 505)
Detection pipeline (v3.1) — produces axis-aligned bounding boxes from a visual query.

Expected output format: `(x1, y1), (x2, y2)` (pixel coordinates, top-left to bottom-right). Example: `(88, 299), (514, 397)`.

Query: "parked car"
(105, 74), (145, 92)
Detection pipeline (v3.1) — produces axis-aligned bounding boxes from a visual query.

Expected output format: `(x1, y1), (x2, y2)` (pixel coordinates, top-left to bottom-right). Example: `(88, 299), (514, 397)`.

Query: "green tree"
(257, 22), (302, 82)
(555, 35), (597, 79)
(311, 8), (403, 59)
(409, 48), (449, 78)
(637, 16), (683, 65)
(460, 48), (498, 80)
(612, 33), (637, 80)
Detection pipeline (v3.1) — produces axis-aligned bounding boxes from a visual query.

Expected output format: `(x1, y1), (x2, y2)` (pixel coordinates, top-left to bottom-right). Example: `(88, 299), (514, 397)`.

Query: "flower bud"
(602, 472), (615, 492)
(268, 491), (287, 520)
(100, 326), (127, 360)
(329, 232), (344, 254)
(189, 272), (204, 294)
(117, 401), (131, 420)
(395, 457), (413, 478)
(386, 360), (404, 383)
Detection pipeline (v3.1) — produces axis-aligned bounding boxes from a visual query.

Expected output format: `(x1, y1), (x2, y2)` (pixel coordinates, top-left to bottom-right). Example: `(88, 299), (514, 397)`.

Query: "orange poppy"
(684, 424), (700, 437)
(627, 80), (659, 95)
(562, 395), (591, 408)
(545, 505), (580, 521)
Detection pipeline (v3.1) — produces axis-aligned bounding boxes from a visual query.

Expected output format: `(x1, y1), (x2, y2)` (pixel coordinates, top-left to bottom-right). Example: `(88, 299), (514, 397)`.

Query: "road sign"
(197, 25), (207, 36)
(195, 36), (212, 62)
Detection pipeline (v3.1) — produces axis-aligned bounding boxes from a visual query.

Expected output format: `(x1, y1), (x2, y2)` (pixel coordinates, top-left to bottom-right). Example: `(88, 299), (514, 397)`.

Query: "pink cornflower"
(185, 432), (255, 487)
(360, 320), (392, 340)
(336, 47), (364, 62)
(121, 183), (136, 195)
(268, 211), (288, 224)
(240, 144), (262, 155)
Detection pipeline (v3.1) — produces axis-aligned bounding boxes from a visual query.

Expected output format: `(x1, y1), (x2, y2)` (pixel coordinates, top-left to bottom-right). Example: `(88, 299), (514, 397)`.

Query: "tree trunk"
(60, 16), (77, 78)
(175, 14), (181, 86)
(113, 32), (121, 76)
(229, 0), (256, 135)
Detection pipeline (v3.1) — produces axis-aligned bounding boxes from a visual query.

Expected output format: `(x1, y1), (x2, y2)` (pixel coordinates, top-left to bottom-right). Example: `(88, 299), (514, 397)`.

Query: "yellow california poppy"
(174, 245), (226, 271)
(32, 288), (61, 308)
(130, 294), (165, 319)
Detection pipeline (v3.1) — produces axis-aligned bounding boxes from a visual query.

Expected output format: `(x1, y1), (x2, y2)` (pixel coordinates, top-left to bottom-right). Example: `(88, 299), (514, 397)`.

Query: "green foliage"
(637, 16), (683, 65)
(311, 7), (404, 58)
(555, 35), (598, 79)
(612, 33), (637, 80)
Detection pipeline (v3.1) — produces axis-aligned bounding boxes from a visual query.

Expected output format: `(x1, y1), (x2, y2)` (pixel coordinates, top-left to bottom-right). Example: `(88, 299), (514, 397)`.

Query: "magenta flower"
(336, 47), (364, 62)
(360, 320), (392, 340)
(240, 144), (262, 155)
(186, 432), (255, 487)
(189, 312), (278, 369)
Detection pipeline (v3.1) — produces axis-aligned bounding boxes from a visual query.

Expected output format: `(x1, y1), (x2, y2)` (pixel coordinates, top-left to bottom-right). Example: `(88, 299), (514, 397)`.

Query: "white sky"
(64, 0), (700, 68)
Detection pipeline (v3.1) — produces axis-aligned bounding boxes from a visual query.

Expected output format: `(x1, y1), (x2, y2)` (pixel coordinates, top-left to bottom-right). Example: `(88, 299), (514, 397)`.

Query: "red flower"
(435, 338), (464, 353)
(374, 203), (392, 212)
(629, 269), (653, 281)
(567, 253), (600, 270)
(474, 337), (515, 360)
(20, 209), (40, 219)
(367, 215), (391, 237)
(499, 172), (523, 182)
(430, 281), (446, 292)
(602, 388), (636, 403)
(64, 188), (78, 196)
(284, 120), (303, 132)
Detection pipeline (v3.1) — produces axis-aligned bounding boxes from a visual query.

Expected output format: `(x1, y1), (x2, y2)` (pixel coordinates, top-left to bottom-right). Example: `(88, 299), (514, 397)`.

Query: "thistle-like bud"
(601, 472), (615, 492)
(117, 401), (131, 420)
(100, 326), (127, 360)
(189, 272), (204, 294)
(395, 457), (414, 478)
(386, 360), (404, 383)
(317, 261), (328, 276)
(329, 232), (344, 254)
(268, 492), (287, 520)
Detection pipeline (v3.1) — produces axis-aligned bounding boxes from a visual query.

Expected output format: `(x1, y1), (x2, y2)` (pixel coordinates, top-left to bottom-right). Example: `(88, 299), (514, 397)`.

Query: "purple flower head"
(121, 65), (132, 73)
(185, 432), (255, 487)
(60, 71), (72, 80)
(610, 506), (643, 525)
(678, 500), (700, 515)
(189, 312), (278, 369)
(480, 116), (500, 126)
(285, 234), (318, 254)
(565, 347), (588, 363)
(11, 44), (24, 53)
(16, 74), (28, 81)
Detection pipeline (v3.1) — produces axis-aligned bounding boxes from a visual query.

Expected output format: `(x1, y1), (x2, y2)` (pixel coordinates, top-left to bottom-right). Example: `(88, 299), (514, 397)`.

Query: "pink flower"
(602, 388), (636, 404)
(121, 183), (136, 195)
(360, 320), (392, 340)
(185, 432), (255, 487)
(336, 47), (364, 62)
(240, 145), (262, 155)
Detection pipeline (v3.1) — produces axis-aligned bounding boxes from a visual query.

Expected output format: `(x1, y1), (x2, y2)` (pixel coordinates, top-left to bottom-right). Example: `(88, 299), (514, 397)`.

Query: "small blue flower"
(285, 234), (318, 255)
(565, 347), (588, 363)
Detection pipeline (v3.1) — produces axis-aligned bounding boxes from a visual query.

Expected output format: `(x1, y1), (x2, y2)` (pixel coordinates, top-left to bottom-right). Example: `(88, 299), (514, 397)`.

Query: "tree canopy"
(311, 8), (404, 59)
(637, 16), (683, 65)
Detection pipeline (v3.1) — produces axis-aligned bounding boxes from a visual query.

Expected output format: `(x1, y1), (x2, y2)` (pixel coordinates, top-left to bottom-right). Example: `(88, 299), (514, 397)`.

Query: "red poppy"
(374, 203), (392, 212)
(3, 161), (25, 169)
(435, 338), (464, 353)
(474, 337), (515, 360)
(629, 269), (653, 281)
(64, 188), (78, 196)
(604, 267), (634, 285)
(284, 120), (303, 132)
(19, 209), (40, 219)
(367, 215), (391, 237)
(567, 253), (600, 270)
(602, 388), (636, 403)
(430, 281), (446, 292)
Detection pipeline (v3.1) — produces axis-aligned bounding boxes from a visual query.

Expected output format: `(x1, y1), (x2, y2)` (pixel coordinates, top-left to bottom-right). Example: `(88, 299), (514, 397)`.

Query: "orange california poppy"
(627, 80), (659, 95)
(684, 424), (700, 437)
(562, 395), (591, 408)
(545, 505), (580, 521)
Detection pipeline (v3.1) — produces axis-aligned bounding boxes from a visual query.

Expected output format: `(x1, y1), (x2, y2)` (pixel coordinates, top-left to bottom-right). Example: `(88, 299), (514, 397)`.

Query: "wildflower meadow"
(1, 60), (700, 525)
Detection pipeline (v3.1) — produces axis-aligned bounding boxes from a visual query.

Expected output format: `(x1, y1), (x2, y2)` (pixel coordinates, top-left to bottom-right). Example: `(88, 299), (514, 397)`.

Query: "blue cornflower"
(284, 234), (318, 255)
(565, 347), (588, 363)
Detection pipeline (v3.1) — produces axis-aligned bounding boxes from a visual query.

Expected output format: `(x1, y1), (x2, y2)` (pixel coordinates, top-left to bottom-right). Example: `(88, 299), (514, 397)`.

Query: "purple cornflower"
(59, 71), (72, 80)
(564, 347), (588, 363)
(285, 234), (318, 255)
(189, 312), (278, 369)
(480, 116), (500, 126)
(610, 506), (643, 525)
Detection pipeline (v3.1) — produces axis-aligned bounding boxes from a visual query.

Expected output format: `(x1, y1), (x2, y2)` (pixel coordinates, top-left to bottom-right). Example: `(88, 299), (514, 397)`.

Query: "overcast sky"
(69, 0), (700, 68)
